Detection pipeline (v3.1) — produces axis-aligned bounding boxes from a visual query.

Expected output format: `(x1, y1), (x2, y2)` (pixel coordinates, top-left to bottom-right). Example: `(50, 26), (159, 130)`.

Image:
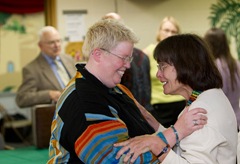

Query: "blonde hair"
(82, 19), (138, 56)
(102, 12), (122, 21)
(156, 16), (181, 42)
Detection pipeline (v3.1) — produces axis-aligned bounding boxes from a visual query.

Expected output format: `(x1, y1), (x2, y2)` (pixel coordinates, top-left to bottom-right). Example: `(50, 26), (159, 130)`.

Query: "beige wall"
(1, 0), (238, 91)
(0, 13), (44, 91)
(57, 0), (238, 59)
(56, 0), (217, 49)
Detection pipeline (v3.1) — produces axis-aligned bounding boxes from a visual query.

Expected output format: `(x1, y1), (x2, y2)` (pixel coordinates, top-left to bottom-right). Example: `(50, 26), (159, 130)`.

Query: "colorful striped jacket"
(48, 64), (159, 164)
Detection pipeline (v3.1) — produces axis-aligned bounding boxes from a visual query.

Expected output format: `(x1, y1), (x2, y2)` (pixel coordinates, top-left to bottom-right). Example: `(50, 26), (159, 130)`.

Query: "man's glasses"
(44, 39), (62, 46)
(100, 48), (133, 63)
(157, 62), (169, 72)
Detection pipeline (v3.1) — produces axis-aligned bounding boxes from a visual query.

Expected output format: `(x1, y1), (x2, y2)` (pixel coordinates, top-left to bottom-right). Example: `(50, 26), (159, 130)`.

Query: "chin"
(163, 90), (168, 95)
(116, 77), (122, 84)
(164, 91), (173, 96)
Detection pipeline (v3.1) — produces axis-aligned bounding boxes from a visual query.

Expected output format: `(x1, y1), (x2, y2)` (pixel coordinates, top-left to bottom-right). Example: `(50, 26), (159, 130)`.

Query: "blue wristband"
(170, 125), (179, 146)
(156, 132), (168, 145)
(156, 144), (169, 158)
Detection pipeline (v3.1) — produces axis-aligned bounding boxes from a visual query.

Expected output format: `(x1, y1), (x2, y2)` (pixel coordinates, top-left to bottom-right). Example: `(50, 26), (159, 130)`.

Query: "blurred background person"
(204, 27), (240, 129)
(102, 12), (153, 111)
(143, 16), (185, 127)
(16, 26), (76, 108)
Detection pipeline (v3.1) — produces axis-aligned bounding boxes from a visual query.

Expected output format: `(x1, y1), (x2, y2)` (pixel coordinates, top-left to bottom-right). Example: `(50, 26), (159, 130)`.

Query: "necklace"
(186, 90), (202, 106)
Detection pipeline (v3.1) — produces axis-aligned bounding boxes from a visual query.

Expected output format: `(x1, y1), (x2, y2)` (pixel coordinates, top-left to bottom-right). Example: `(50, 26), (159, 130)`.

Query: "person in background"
(204, 27), (240, 128)
(47, 19), (207, 164)
(143, 16), (185, 127)
(16, 26), (76, 108)
(102, 12), (153, 111)
(115, 34), (237, 164)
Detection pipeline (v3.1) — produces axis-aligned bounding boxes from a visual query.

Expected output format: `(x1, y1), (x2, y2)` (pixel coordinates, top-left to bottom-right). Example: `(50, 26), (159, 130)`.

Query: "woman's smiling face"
(156, 62), (185, 97)
(99, 41), (134, 88)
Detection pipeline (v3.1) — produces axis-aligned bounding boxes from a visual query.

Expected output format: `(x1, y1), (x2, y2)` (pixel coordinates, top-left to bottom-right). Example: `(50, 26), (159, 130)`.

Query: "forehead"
(41, 31), (60, 41)
(111, 41), (133, 53)
(161, 21), (177, 31)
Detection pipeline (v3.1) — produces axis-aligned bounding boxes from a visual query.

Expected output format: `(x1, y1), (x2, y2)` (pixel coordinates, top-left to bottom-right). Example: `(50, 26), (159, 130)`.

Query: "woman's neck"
(186, 90), (202, 106)
(180, 86), (193, 100)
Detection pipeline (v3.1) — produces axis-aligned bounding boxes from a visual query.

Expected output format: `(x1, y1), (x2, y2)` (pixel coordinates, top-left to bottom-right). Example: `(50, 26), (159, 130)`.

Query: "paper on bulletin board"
(64, 11), (86, 42)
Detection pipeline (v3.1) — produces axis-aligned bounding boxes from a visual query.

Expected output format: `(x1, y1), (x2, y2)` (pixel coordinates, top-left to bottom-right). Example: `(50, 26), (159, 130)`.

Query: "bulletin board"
(63, 10), (87, 62)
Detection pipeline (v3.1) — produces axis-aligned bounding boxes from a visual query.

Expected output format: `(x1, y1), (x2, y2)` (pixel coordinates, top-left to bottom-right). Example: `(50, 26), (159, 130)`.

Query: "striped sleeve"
(75, 118), (159, 164)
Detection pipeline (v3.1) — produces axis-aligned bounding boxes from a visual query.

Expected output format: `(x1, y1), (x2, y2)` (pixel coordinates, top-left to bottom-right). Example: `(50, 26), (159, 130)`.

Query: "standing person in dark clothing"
(121, 47), (152, 110)
(102, 12), (153, 111)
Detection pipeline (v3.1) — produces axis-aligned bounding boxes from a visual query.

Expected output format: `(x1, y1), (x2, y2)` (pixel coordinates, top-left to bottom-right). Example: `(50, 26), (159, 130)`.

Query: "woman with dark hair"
(115, 34), (238, 163)
(204, 28), (240, 128)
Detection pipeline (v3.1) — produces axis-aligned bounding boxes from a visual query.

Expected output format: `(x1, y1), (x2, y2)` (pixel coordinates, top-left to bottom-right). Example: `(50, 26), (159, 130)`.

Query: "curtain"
(0, 0), (44, 14)
(44, 0), (57, 27)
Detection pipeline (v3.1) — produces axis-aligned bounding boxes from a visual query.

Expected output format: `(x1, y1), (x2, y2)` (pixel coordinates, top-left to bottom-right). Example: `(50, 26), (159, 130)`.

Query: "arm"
(114, 107), (207, 163)
(117, 84), (161, 131)
(215, 59), (228, 93)
(16, 67), (57, 107)
(74, 120), (159, 164)
(136, 101), (163, 131)
(164, 107), (207, 147)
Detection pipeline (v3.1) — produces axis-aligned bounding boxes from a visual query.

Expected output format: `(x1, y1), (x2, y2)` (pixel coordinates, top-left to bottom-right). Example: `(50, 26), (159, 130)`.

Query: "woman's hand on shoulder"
(174, 107), (207, 140)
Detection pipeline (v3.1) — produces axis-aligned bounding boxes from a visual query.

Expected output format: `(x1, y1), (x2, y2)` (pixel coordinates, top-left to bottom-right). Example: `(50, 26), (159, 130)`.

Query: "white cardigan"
(162, 89), (238, 164)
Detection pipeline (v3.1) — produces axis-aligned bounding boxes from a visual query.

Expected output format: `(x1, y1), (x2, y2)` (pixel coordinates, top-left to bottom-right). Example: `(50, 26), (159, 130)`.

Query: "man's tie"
(54, 59), (70, 86)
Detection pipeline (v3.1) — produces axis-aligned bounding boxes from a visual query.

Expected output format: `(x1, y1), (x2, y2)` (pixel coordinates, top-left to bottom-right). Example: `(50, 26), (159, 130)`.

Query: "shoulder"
(60, 53), (72, 58)
(133, 47), (145, 55)
(23, 54), (44, 70)
(60, 54), (74, 62)
(132, 47), (149, 65)
(193, 89), (229, 109)
(117, 84), (136, 101)
(143, 44), (157, 56)
(236, 60), (240, 67)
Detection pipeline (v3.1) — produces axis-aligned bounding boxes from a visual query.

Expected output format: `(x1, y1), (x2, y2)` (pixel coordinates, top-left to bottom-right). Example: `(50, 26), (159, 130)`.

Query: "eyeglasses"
(44, 39), (62, 46)
(157, 62), (169, 72)
(100, 48), (133, 63)
(161, 28), (178, 35)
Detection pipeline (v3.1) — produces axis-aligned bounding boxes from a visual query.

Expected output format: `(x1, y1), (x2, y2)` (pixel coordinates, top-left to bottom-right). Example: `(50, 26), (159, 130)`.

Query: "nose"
(54, 41), (61, 47)
(124, 61), (131, 69)
(156, 69), (163, 79)
(166, 32), (174, 38)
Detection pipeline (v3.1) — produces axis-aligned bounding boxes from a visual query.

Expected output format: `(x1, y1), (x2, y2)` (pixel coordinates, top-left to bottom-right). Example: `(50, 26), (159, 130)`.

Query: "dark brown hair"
(154, 34), (222, 91)
(204, 27), (239, 90)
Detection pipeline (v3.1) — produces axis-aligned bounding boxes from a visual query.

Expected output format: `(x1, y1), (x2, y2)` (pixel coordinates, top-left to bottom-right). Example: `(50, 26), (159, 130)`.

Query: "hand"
(114, 135), (162, 163)
(174, 107), (207, 140)
(49, 90), (61, 103)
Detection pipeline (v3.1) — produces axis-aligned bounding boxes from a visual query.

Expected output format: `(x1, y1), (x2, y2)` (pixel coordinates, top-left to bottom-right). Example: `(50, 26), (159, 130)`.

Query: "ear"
(91, 48), (102, 62)
(171, 66), (176, 73)
(38, 41), (42, 48)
